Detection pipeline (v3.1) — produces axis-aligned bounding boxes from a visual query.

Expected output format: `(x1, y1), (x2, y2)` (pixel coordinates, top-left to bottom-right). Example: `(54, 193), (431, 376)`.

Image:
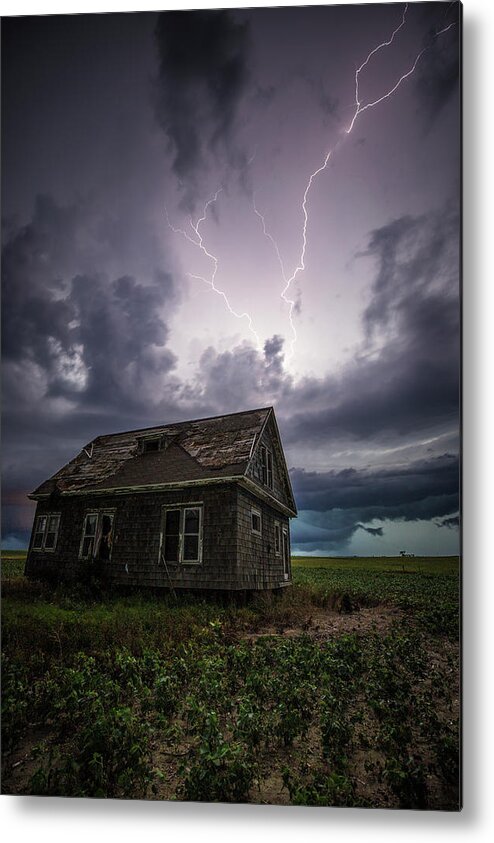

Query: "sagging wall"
(236, 486), (291, 590)
(25, 484), (239, 590)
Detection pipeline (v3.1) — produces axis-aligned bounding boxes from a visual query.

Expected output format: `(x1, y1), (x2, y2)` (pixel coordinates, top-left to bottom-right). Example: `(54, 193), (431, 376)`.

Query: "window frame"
(260, 445), (273, 489)
(159, 503), (203, 567)
(251, 507), (262, 537)
(79, 509), (116, 561)
(138, 434), (163, 454)
(142, 438), (161, 453)
(282, 525), (290, 580)
(31, 512), (61, 552)
(274, 520), (281, 556)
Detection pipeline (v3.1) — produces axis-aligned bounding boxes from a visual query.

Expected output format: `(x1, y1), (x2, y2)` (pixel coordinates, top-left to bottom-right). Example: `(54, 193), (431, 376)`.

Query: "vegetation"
(1, 552), (460, 808)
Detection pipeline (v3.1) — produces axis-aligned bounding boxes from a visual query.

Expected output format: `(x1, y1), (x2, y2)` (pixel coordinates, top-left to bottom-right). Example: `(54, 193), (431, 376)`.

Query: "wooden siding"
(25, 482), (292, 591)
(247, 414), (294, 512)
(235, 486), (291, 590)
(26, 485), (238, 590)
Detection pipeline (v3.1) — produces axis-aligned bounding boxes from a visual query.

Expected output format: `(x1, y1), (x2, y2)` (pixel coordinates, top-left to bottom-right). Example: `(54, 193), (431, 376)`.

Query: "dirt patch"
(243, 604), (405, 643)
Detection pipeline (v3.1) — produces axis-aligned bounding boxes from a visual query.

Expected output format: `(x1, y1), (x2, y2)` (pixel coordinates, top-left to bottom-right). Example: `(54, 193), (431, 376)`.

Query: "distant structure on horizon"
(25, 407), (297, 593)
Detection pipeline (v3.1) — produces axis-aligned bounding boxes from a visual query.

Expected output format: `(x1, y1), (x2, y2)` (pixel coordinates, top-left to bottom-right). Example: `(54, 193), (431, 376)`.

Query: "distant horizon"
(1, 544), (460, 560)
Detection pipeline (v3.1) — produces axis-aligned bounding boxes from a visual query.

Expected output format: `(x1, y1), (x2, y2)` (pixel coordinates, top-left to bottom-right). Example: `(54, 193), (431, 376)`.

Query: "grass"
(293, 555), (458, 574)
(1, 551), (460, 808)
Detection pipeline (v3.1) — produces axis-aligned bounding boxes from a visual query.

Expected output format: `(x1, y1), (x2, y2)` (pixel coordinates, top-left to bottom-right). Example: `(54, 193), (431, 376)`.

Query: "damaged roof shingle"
(30, 407), (272, 497)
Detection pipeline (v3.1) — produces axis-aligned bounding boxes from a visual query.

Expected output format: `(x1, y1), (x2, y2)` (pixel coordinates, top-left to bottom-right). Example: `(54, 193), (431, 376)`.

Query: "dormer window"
(261, 445), (273, 489)
(143, 438), (160, 453)
(139, 436), (162, 454)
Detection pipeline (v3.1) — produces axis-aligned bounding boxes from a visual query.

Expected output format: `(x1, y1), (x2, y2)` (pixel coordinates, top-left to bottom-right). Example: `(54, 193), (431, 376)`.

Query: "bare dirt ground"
(243, 604), (405, 642)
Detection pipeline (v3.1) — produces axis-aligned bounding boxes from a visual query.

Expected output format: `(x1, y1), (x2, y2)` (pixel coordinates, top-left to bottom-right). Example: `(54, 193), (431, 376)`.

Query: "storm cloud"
(414, 2), (460, 131)
(283, 205), (460, 449)
(290, 453), (459, 515)
(2, 195), (180, 410)
(153, 9), (250, 205)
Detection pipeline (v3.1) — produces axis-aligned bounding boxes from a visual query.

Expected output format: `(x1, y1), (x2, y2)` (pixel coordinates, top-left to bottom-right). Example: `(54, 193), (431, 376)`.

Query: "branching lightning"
(167, 2), (456, 365)
(254, 2), (456, 364)
(166, 191), (262, 348)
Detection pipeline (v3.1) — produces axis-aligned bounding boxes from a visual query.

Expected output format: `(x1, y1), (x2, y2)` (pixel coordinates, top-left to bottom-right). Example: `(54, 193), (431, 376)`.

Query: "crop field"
(1, 552), (460, 809)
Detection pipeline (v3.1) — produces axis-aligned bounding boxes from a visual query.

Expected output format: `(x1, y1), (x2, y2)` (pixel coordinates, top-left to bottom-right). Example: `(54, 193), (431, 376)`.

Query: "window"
(31, 513), (60, 551)
(160, 505), (203, 565)
(79, 511), (114, 560)
(282, 526), (290, 580)
(251, 508), (262, 536)
(45, 515), (61, 550)
(261, 446), (273, 489)
(142, 438), (160, 453)
(274, 521), (281, 555)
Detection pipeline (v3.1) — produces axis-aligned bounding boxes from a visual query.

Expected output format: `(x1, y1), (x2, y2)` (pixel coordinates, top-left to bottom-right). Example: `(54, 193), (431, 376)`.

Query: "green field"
(1, 552), (460, 808)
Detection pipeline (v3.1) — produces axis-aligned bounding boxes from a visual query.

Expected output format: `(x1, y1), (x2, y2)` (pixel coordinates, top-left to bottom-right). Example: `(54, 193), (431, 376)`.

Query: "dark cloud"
(153, 10), (250, 206)
(290, 453), (459, 514)
(436, 513), (460, 529)
(183, 334), (291, 415)
(2, 195), (180, 411)
(283, 205), (460, 447)
(357, 524), (383, 537)
(414, 2), (460, 131)
(1, 194), (184, 545)
(289, 453), (459, 552)
(299, 72), (338, 124)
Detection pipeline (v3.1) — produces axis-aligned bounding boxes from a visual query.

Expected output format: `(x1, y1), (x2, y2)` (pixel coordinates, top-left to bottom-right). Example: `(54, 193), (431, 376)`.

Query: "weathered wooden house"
(25, 407), (297, 592)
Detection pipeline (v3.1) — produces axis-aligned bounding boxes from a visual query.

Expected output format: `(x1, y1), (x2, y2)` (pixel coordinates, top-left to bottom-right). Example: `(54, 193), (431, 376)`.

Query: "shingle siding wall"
(236, 487), (291, 590)
(26, 485), (238, 590)
(25, 481), (292, 591)
(247, 417), (293, 511)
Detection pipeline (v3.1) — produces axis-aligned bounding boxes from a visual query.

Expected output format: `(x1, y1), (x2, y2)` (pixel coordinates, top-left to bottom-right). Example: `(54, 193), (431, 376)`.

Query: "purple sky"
(1, 2), (460, 555)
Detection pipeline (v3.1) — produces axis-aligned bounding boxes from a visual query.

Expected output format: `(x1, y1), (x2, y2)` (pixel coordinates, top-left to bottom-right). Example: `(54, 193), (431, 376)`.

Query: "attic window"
(141, 437), (161, 453)
(261, 445), (273, 489)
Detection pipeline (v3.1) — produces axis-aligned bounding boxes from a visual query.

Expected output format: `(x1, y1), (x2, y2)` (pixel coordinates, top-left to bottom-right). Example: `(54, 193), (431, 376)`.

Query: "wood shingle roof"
(30, 407), (273, 498)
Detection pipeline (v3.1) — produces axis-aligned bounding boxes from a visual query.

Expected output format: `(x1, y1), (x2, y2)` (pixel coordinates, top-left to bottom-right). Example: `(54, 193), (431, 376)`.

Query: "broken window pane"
(84, 514), (97, 537)
(183, 534), (199, 561)
(82, 536), (94, 558)
(166, 509), (180, 535)
(96, 513), (113, 560)
(80, 513), (98, 559)
(164, 509), (181, 562)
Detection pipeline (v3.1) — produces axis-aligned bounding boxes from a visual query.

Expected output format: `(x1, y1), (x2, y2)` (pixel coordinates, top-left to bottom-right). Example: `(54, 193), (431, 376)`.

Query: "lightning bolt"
(166, 4), (456, 366)
(166, 191), (262, 349)
(252, 197), (298, 359)
(255, 2), (456, 364)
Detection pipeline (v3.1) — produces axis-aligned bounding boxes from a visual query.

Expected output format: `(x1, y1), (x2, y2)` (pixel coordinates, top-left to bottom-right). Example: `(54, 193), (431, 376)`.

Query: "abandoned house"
(25, 407), (297, 592)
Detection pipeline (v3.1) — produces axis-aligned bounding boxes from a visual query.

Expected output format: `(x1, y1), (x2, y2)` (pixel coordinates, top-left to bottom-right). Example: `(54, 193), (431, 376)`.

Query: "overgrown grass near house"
(1, 552), (460, 809)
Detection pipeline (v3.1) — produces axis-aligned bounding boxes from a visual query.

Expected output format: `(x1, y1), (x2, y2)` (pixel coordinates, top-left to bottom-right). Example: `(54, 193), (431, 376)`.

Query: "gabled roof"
(30, 407), (289, 503)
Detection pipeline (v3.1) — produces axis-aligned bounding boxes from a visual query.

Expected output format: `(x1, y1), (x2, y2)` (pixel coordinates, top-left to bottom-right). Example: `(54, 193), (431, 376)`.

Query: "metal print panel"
(1, 2), (461, 809)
